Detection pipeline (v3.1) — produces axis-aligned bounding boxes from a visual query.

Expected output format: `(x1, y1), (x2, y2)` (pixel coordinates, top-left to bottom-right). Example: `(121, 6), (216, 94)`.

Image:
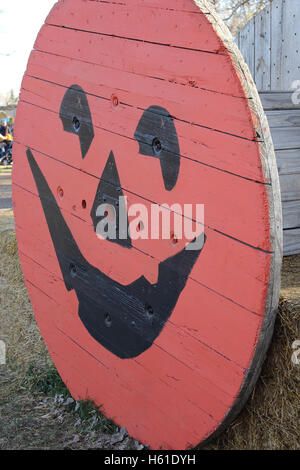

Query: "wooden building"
(236, 0), (300, 255)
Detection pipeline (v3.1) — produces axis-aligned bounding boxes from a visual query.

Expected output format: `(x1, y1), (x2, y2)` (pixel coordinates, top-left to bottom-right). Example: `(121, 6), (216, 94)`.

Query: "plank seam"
(20, 86), (268, 183)
(22, 72), (262, 143)
(13, 141), (273, 255)
(44, 22), (222, 57)
(23, 272), (244, 398)
(14, 185), (264, 319)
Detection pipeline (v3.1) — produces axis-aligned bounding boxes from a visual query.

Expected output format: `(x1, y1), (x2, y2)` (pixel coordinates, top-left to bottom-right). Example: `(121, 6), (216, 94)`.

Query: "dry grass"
(0, 209), (14, 233)
(0, 230), (49, 396)
(0, 230), (299, 449)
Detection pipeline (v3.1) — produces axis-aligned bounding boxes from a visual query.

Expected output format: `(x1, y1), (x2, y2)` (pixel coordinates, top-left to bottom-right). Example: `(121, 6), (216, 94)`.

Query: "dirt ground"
(0, 224), (299, 449)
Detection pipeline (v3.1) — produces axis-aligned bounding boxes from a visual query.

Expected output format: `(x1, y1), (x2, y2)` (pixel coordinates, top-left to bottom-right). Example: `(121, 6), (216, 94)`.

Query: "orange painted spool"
(13, 0), (282, 449)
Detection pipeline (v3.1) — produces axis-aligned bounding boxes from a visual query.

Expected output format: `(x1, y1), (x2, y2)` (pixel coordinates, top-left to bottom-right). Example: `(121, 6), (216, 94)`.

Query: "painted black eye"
(134, 106), (180, 191)
(60, 85), (94, 159)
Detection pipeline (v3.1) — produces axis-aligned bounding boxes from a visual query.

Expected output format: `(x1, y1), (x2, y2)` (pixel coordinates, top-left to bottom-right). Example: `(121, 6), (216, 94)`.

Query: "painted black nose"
(90, 151), (132, 249)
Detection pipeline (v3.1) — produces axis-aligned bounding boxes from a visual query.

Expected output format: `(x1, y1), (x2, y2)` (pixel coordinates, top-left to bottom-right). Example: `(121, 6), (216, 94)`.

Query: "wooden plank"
(279, 173), (300, 201)
(235, 3), (300, 256)
(235, 31), (240, 50)
(270, 0), (284, 90)
(282, 199), (300, 229)
(276, 148), (300, 175)
(15, 192), (262, 370)
(238, 0), (300, 92)
(270, 127), (300, 150)
(13, 141), (273, 316)
(25, 50), (256, 140)
(19, 246), (250, 388)
(271, 0), (300, 90)
(283, 228), (300, 256)
(20, 75), (266, 182)
(254, 6), (271, 91)
(46, 0), (222, 53)
(279, 0), (300, 91)
(117, 0), (211, 12)
(24, 280), (232, 450)
(237, 19), (255, 80)
(14, 101), (271, 250)
(35, 24), (244, 98)
(259, 92), (300, 110)
(266, 110), (300, 128)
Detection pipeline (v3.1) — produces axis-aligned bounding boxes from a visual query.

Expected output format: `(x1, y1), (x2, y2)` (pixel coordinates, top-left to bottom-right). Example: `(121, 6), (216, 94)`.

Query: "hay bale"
(209, 256), (300, 450)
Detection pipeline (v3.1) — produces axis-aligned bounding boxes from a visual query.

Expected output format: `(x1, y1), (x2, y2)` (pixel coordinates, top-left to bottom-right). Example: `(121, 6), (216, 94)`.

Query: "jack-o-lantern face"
(26, 82), (206, 359)
(13, 0), (281, 450)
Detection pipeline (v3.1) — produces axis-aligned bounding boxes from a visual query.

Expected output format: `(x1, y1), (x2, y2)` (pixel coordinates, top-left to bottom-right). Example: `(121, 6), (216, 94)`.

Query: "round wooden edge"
(192, 0), (283, 446)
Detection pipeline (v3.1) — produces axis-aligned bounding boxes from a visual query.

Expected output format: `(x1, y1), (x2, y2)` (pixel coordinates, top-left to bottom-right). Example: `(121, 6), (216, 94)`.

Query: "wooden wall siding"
(260, 91), (300, 110)
(237, 0), (300, 254)
(283, 228), (300, 255)
(236, 20), (255, 78)
(260, 91), (300, 255)
(237, 0), (300, 92)
(282, 200), (300, 229)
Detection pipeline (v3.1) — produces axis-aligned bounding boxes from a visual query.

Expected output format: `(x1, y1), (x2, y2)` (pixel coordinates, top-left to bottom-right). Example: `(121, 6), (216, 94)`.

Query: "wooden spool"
(13, 0), (282, 449)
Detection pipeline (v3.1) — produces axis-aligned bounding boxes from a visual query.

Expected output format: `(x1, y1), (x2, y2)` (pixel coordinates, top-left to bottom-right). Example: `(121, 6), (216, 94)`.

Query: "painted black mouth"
(26, 148), (205, 359)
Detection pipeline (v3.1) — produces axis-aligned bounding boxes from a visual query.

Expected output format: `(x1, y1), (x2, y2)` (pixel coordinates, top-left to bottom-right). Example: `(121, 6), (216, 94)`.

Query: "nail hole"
(72, 116), (81, 133)
(145, 304), (154, 317)
(137, 222), (144, 232)
(82, 200), (87, 209)
(57, 187), (64, 199)
(70, 263), (77, 278)
(171, 233), (179, 245)
(105, 314), (112, 328)
(111, 94), (119, 107)
(152, 137), (162, 156)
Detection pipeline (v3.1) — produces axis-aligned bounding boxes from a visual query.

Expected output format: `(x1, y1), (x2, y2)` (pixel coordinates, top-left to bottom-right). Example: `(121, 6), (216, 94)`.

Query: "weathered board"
(236, 0), (300, 91)
(237, 0), (300, 255)
(264, 92), (300, 254)
(13, 0), (282, 450)
(260, 92), (300, 111)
